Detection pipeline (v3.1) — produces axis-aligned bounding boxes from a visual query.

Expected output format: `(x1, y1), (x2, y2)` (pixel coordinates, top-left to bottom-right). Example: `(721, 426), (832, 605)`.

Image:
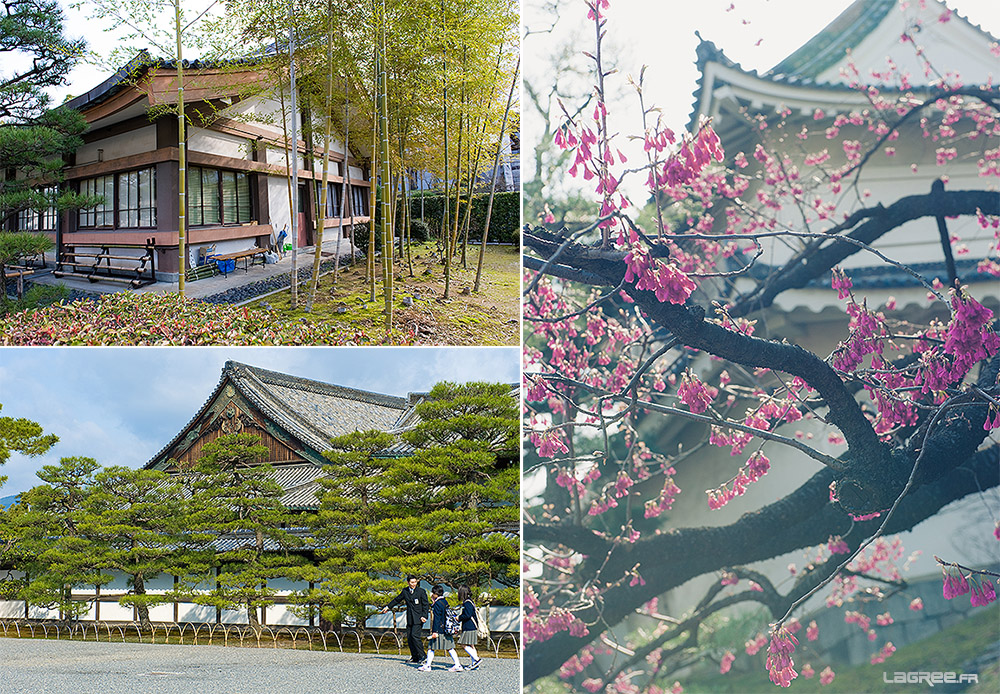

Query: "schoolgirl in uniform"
(419, 584), (463, 672)
(457, 584), (483, 669)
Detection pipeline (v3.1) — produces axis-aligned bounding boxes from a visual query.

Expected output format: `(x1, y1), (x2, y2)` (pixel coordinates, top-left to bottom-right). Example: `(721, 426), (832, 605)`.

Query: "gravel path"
(0, 638), (520, 694)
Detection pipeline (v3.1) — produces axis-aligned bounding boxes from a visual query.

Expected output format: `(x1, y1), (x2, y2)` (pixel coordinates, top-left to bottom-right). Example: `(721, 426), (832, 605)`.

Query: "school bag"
(446, 605), (462, 635)
(470, 601), (490, 638)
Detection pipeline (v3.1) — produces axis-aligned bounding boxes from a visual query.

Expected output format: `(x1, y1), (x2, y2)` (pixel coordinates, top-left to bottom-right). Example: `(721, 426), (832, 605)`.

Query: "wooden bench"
(54, 240), (156, 288)
(210, 247), (268, 276)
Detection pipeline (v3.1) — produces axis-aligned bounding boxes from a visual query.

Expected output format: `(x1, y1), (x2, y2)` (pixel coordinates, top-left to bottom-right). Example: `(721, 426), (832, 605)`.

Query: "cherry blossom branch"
(524, 279), (627, 323)
(934, 556), (1000, 580)
(533, 370), (845, 469)
(525, 227), (887, 469)
(523, 443), (998, 683)
(522, 214), (622, 297)
(838, 87), (999, 183)
(773, 390), (965, 628)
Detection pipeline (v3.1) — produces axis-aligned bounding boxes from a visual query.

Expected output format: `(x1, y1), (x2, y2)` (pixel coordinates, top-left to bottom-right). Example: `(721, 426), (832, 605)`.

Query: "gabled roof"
(690, 0), (999, 130)
(769, 0), (897, 80)
(226, 361), (412, 449)
(63, 50), (268, 114)
(146, 361), (413, 470)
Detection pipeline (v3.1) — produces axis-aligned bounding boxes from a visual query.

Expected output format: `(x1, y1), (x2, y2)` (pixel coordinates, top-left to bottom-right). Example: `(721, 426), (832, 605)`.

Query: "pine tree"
(8, 457), (104, 620)
(81, 466), (189, 628)
(377, 382), (518, 602)
(1, 0), (91, 295)
(185, 433), (304, 628)
(296, 430), (399, 628)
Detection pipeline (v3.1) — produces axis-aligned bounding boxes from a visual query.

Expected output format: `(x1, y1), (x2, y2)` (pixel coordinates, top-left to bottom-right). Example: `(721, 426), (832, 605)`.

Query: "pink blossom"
(766, 627), (799, 688)
(532, 429), (570, 458)
(801, 663), (815, 679)
(942, 570), (970, 599)
(827, 536), (849, 554)
(970, 578), (997, 606)
(720, 650), (735, 674)
(677, 371), (718, 413)
(806, 620), (819, 641)
(909, 598), (923, 611)
(819, 666), (835, 685)
(870, 642), (896, 665)
(745, 632), (767, 655)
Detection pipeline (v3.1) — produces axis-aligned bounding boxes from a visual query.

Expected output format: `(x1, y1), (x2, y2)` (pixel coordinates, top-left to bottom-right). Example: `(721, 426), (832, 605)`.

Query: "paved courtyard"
(0, 638), (520, 694)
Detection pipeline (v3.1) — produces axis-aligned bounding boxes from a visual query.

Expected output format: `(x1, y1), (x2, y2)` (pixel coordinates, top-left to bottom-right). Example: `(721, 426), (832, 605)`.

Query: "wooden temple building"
(0, 361), (519, 632)
(144, 360), (420, 509)
(5, 52), (371, 283)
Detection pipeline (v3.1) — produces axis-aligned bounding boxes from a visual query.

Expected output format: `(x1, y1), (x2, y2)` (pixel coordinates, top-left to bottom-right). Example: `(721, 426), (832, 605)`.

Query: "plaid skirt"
(458, 630), (478, 646)
(429, 633), (455, 650)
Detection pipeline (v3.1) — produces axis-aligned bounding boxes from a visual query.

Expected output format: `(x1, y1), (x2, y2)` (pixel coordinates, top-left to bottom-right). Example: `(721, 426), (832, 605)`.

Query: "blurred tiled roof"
(768, 0), (896, 80)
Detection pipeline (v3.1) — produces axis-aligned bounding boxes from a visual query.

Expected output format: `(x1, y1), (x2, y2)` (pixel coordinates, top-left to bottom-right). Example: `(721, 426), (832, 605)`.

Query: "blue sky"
(0, 347), (519, 495)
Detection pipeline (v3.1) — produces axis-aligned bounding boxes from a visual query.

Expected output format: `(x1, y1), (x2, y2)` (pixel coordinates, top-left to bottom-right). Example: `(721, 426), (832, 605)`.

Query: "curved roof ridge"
(225, 361), (343, 457)
(767, 0), (896, 80)
(945, 0), (1000, 44)
(226, 360), (408, 410)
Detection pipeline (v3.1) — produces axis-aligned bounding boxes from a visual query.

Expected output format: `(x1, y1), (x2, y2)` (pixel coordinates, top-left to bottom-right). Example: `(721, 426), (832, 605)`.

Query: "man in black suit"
(383, 575), (430, 663)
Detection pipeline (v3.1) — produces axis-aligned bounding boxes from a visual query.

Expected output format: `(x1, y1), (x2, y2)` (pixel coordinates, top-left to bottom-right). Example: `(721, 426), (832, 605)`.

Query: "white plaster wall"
(188, 128), (251, 160)
(266, 147), (306, 171)
(176, 603), (215, 623)
(266, 174), (293, 234)
(220, 608), (246, 625)
(349, 165), (365, 181)
(0, 601), (24, 618)
(27, 605), (59, 619)
(99, 602), (133, 621)
(735, 122), (993, 275)
(264, 605), (308, 626)
(77, 126), (156, 165)
(230, 94), (298, 134)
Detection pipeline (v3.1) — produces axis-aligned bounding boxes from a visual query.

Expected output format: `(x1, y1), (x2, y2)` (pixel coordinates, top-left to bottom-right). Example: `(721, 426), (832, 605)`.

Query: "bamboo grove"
(82, 0), (519, 329)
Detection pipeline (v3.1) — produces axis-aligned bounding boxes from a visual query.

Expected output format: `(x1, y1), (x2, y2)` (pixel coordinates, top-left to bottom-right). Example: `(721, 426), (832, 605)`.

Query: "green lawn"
(254, 242), (519, 345)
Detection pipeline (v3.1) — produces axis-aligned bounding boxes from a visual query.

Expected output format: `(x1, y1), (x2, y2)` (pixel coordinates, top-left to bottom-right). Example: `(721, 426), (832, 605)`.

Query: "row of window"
(16, 186), (59, 232)
(15, 168), (370, 231)
(79, 169), (156, 228)
(318, 181), (370, 218)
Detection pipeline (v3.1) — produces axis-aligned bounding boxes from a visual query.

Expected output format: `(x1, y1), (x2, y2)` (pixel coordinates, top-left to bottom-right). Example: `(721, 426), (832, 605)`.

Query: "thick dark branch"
(525, 227), (889, 476)
(524, 443), (999, 683)
(523, 253), (614, 287)
(728, 187), (1000, 317)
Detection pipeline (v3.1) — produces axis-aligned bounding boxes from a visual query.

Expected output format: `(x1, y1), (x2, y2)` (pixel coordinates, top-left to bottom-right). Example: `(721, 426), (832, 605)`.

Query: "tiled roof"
(688, 1), (1000, 130)
(227, 361), (410, 455)
(63, 50), (268, 113)
(145, 361), (412, 470)
(272, 462), (328, 509)
(768, 0), (896, 80)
